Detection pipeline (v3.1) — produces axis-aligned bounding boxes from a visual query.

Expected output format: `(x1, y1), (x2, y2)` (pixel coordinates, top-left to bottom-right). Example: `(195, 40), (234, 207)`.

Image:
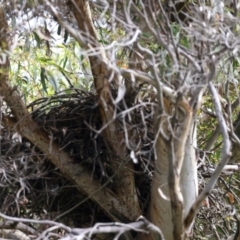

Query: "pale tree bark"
(184, 82), (231, 231)
(141, 96), (198, 240)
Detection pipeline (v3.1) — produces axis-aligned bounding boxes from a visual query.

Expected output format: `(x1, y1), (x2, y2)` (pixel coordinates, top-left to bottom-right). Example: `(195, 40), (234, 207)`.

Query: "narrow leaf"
(33, 31), (41, 48)
(48, 71), (59, 92)
(40, 67), (48, 93)
(57, 24), (61, 35)
(64, 30), (69, 43)
(63, 57), (68, 69)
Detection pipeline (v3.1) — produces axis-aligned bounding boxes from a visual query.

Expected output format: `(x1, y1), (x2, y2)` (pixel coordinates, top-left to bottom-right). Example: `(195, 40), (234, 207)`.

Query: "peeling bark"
(145, 97), (198, 240)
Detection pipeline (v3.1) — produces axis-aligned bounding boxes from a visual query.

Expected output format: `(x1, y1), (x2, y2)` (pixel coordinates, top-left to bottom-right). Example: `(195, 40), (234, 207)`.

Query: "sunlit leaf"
(63, 57), (68, 69)
(38, 57), (52, 63)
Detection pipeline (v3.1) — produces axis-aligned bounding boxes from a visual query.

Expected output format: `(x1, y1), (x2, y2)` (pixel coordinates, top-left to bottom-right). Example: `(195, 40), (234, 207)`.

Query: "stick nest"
(0, 89), (154, 229)
(0, 89), (239, 239)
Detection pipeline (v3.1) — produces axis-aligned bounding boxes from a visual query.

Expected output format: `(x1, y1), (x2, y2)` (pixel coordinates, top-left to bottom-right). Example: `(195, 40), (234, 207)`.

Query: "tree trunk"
(142, 97), (198, 240)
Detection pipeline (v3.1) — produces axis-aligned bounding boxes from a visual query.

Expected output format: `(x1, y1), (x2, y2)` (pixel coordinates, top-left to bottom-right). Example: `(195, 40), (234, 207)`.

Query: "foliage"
(0, 0), (240, 240)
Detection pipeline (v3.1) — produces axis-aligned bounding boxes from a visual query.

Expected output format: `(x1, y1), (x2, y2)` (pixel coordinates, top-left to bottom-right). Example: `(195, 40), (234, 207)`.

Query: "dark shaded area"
(0, 89), (155, 233)
(0, 89), (239, 239)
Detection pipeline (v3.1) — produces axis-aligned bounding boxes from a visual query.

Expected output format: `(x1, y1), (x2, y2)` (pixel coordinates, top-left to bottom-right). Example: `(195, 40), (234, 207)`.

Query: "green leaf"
(33, 31), (41, 48)
(47, 71), (59, 92)
(42, 60), (70, 74)
(142, 32), (152, 39)
(38, 57), (52, 63)
(63, 57), (68, 69)
(99, 39), (109, 45)
(40, 67), (48, 93)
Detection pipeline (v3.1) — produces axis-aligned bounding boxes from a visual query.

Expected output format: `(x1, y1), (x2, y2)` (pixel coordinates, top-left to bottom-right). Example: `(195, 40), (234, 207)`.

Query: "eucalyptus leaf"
(40, 67), (48, 93)
(33, 31), (41, 48)
(57, 24), (61, 35)
(64, 30), (69, 43)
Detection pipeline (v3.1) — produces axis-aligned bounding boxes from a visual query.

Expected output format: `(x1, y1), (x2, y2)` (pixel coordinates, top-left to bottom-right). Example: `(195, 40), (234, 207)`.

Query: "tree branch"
(61, 0), (141, 220)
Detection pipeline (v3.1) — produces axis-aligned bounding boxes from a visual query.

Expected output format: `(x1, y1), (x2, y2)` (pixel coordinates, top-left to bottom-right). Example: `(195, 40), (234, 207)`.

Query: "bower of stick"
(0, 89), (239, 239)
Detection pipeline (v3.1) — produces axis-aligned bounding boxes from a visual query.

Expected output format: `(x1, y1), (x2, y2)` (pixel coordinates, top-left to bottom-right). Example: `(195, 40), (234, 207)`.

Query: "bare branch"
(67, 218), (164, 239)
